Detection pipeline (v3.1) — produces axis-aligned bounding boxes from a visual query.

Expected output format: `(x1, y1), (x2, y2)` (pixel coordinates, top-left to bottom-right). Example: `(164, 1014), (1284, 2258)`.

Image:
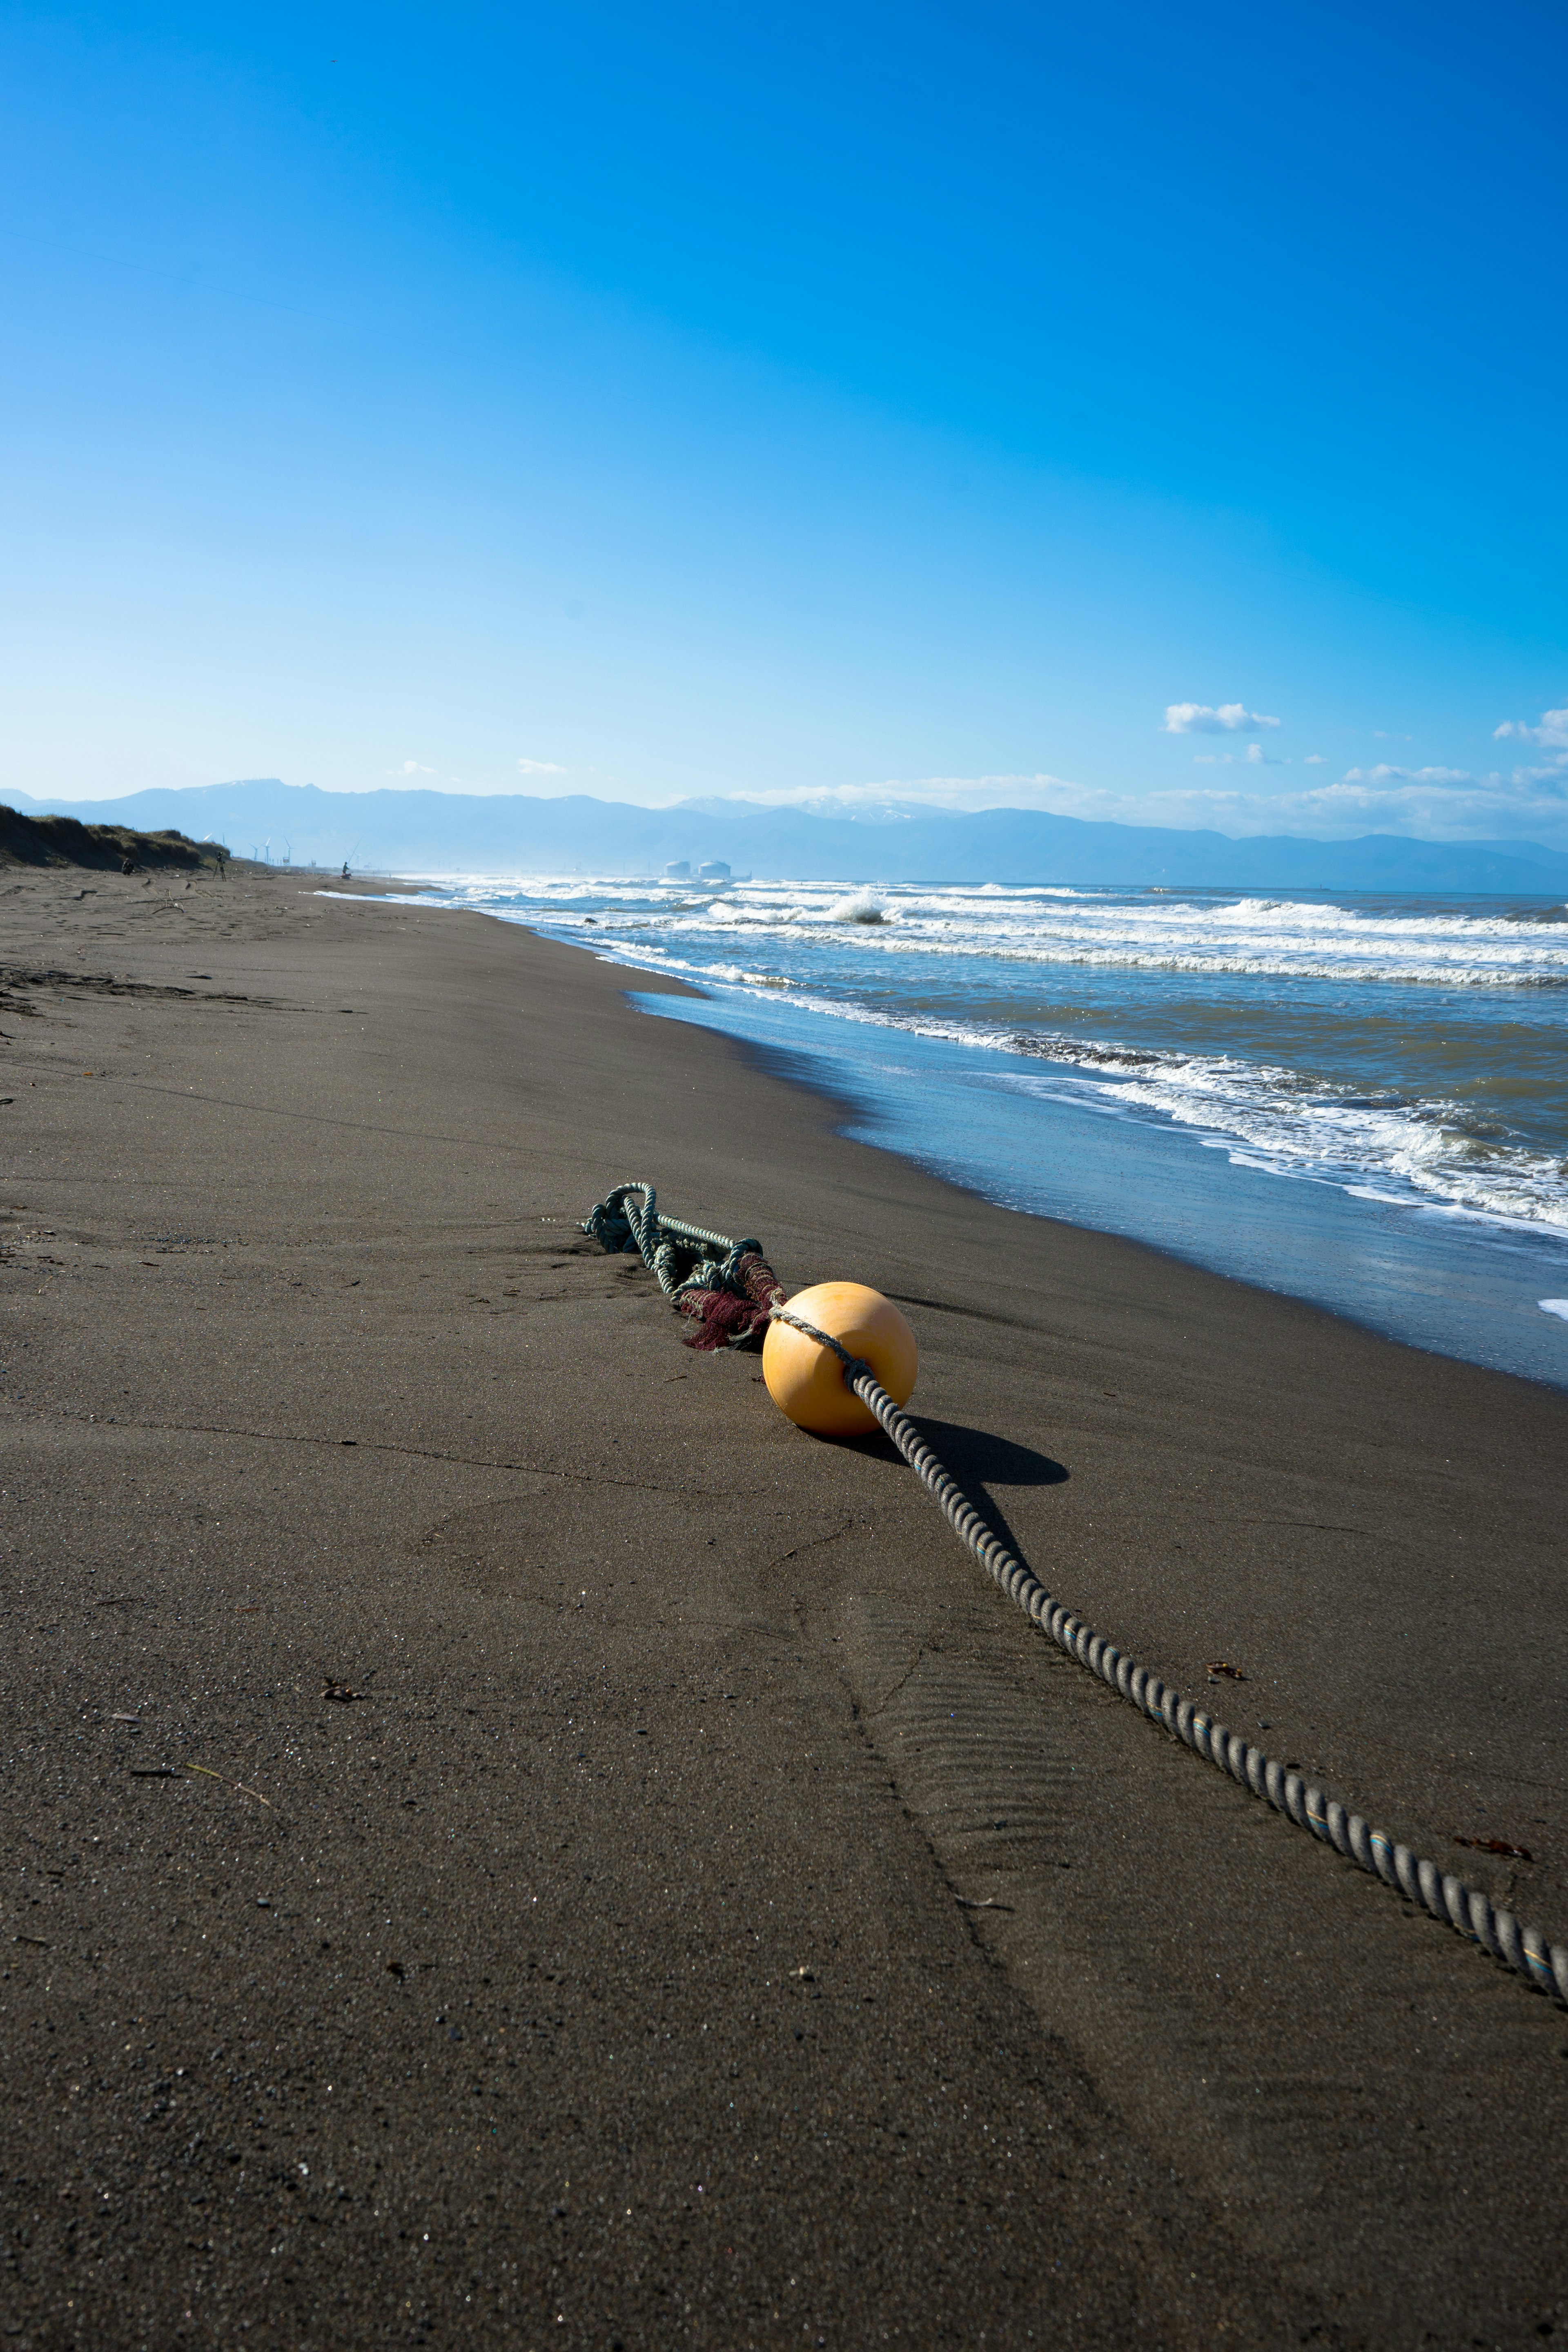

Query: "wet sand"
(2, 864), (1566, 2350)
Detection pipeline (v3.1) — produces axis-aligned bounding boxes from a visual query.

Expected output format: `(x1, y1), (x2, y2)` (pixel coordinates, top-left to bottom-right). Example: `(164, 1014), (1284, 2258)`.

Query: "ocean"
(388, 872), (1568, 1390)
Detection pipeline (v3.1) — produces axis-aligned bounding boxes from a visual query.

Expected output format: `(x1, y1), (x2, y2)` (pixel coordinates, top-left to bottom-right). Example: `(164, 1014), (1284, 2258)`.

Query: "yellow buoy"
(762, 1281), (918, 1436)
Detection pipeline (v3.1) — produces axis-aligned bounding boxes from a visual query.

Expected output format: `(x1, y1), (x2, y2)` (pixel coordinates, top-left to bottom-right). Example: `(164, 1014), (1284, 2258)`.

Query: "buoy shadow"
(822, 1417), (1068, 1568)
(827, 1418), (1069, 1490)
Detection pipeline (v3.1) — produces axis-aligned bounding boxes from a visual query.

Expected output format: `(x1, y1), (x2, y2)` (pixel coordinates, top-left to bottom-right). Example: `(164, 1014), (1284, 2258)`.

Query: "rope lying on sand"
(581, 1179), (784, 1350)
(583, 1180), (1568, 2009)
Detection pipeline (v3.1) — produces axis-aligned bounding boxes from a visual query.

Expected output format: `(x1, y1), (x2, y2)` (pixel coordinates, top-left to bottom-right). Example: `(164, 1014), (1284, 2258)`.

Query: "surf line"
(584, 1177), (1568, 2015)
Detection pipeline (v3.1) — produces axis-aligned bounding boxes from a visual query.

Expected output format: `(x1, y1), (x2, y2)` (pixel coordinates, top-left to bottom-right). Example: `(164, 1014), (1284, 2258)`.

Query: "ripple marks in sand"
(844, 1599), (1568, 2336)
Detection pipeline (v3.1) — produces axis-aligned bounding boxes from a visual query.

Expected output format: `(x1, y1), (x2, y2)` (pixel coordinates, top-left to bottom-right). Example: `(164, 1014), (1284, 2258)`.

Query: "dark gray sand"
(2, 866), (1566, 2350)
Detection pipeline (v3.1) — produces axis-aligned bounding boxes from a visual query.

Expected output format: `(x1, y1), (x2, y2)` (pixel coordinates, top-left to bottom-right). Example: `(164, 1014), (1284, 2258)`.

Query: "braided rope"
(581, 1195), (1567, 2008)
(583, 1181), (757, 1300)
(769, 1304), (1568, 2009)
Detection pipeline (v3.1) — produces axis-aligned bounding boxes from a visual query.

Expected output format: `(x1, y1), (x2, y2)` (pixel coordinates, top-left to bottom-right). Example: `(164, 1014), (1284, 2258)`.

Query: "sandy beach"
(3, 862), (1566, 2350)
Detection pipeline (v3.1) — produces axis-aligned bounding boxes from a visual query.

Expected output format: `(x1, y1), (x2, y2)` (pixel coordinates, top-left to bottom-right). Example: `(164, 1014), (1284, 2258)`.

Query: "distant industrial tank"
(664, 860), (691, 880)
(697, 860), (731, 883)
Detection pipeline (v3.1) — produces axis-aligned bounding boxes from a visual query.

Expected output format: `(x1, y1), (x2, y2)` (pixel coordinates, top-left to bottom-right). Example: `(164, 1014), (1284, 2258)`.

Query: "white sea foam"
(821, 890), (890, 924)
(395, 873), (1568, 1236)
(645, 974), (1568, 1232)
(1540, 1300), (1568, 1321)
(559, 880), (1568, 985)
(403, 873), (1568, 986)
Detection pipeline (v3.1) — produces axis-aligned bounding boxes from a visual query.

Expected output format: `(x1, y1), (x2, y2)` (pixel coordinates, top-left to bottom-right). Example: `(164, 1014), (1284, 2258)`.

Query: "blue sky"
(3, 1), (1566, 842)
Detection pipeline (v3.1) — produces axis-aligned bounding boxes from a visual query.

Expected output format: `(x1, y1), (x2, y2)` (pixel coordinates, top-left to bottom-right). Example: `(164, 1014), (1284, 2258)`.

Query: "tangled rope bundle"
(581, 1179), (784, 1349)
(584, 1180), (1568, 2009)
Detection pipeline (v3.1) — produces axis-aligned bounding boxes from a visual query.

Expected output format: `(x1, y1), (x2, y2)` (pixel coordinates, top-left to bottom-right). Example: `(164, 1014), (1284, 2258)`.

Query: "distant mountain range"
(7, 779), (1568, 895)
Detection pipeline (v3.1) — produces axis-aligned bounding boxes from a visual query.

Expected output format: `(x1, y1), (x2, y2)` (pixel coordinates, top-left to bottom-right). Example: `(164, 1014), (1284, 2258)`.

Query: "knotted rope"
(581, 1179), (782, 1348)
(585, 1183), (1568, 2009)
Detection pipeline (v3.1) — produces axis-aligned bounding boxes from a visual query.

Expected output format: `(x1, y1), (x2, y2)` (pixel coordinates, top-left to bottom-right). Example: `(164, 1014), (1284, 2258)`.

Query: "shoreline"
(630, 973), (1568, 1393)
(3, 865), (1566, 2345)
(389, 878), (1568, 1393)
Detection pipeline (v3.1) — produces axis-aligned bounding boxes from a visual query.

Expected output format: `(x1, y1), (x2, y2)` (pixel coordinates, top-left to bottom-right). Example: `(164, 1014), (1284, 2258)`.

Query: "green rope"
(580, 1180), (760, 1300)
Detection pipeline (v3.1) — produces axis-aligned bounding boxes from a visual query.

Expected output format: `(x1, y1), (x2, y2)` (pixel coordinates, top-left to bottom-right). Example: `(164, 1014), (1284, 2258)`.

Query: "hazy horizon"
(14, 776), (1568, 887)
(15, 771), (1568, 859)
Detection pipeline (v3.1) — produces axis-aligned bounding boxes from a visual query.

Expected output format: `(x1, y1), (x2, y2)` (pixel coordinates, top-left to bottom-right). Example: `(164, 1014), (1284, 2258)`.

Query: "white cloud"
(691, 757), (1568, 850)
(1340, 764), (1472, 786)
(1191, 745), (1285, 766)
(688, 774), (1079, 819)
(389, 760), (436, 776)
(1124, 765), (1568, 845)
(1303, 753), (1326, 765)
(1494, 706), (1568, 750)
(1162, 701), (1282, 735)
(518, 756), (568, 775)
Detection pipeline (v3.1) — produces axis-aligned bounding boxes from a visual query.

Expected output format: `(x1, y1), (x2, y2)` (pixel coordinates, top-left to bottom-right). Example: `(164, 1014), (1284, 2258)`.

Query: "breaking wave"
(390, 871), (1568, 1235)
